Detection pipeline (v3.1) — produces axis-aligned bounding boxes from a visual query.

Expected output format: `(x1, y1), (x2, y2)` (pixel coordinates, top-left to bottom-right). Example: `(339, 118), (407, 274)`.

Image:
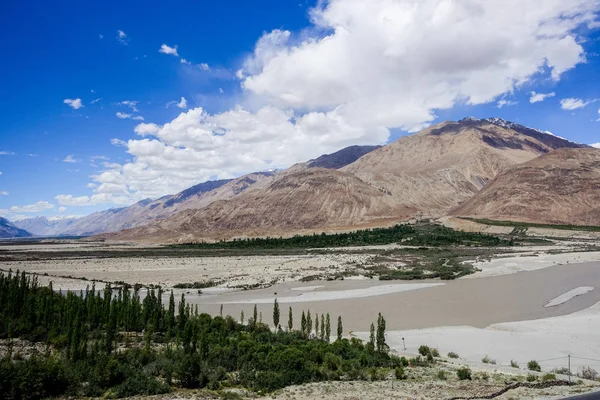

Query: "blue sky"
(0, 0), (599, 220)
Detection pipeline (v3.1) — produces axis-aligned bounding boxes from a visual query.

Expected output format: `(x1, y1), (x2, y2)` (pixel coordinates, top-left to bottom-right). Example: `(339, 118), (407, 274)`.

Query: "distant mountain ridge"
(101, 117), (589, 242)
(0, 217), (32, 238)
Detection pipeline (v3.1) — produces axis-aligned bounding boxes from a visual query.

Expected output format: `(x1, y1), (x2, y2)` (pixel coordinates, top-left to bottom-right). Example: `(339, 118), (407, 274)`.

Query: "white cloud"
(91, 97), (102, 104)
(496, 99), (518, 108)
(242, 0), (594, 131)
(180, 58), (191, 65)
(589, 143), (600, 148)
(63, 98), (83, 110)
(199, 63), (210, 71)
(166, 97), (188, 109)
(58, 206), (67, 212)
(0, 151), (14, 155)
(219, 88), (224, 94)
(159, 44), (179, 56)
(63, 155), (77, 163)
(560, 98), (591, 110)
(55, 194), (131, 206)
(117, 30), (128, 45)
(530, 91), (556, 103)
(0, 191), (8, 196)
(0, 171), (2, 175)
(98, 35), (103, 40)
(78, 0), (599, 204)
(119, 100), (139, 112)
(116, 112), (132, 119)
(10, 201), (54, 213)
(110, 138), (127, 147)
(117, 112), (144, 121)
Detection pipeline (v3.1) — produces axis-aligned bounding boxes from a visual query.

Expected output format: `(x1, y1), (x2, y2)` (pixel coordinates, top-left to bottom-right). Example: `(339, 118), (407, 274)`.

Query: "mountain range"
(0, 217), (32, 239)
(10, 117), (599, 241)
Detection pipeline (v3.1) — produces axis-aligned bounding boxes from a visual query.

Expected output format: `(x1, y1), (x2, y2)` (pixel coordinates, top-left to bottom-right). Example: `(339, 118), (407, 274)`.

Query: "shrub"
(542, 373), (556, 382)
(431, 348), (440, 357)
(510, 360), (519, 369)
(552, 367), (571, 376)
(482, 355), (491, 364)
(578, 366), (599, 381)
(447, 352), (459, 359)
(526, 374), (537, 382)
(527, 360), (541, 372)
(457, 367), (472, 380)
(418, 345), (431, 357)
(480, 372), (489, 381)
(437, 370), (446, 380)
(394, 366), (406, 380)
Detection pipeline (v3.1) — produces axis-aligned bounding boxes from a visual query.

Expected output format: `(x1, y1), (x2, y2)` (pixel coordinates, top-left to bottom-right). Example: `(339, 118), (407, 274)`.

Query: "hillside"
(101, 117), (586, 242)
(0, 217), (32, 238)
(103, 168), (413, 242)
(341, 117), (586, 215)
(13, 216), (82, 236)
(451, 148), (600, 226)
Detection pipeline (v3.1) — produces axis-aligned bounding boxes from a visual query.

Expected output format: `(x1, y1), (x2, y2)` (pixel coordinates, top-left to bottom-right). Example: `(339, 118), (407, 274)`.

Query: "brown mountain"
(451, 148), (600, 226)
(341, 117), (584, 214)
(101, 117), (587, 242)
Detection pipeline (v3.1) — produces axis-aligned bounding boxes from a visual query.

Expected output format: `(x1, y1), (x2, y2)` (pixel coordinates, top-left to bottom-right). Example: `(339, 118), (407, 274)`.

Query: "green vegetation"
(0, 270), (403, 399)
(527, 374), (538, 382)
(511, 360), (519, 368)
(528, 360), (542, 372)
(542, 373), (557, 382)
(174, 224), (515, 250)
(447, 352), (459, 359)
(457, 367), (472, 380)
(482, 355), (496, 364)
(458, 217), (600, 233)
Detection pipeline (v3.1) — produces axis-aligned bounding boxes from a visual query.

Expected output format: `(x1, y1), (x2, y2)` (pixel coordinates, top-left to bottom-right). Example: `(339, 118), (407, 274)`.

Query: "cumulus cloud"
(199, 63), (210, 71)
(530, 91), (556, 103)
(110, 138), (127, 147)
(0, 151), (14, 155)
(0, 191), (7, 196)
(159, 44), (179, 56)
(180, 58), (191, 65)
(560, 98), (591, 110)
(63, 155), (77, 163)
(64, 98), (83, 110)
(116, 112), (131, 119)
(58, 206), (67, 212)
(10, 201), (54, 213)
(81, 0), (599, 203)
(117, 30), (128, 45)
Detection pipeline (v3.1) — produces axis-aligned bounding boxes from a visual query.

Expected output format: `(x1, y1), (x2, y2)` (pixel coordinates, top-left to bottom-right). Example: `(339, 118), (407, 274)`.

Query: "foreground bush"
(457, 367), (472, 380)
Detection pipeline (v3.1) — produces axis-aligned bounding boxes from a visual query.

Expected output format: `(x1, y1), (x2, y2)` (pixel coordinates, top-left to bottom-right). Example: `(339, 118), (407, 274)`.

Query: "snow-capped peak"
(591, 143), (600, 149)
(460, 116), (481, 122)
(481, 117), (582, 146)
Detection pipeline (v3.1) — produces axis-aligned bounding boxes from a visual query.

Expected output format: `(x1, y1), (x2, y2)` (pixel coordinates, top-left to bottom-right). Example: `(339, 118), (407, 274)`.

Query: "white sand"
(222, 283), (444, 304)
(290, 285), (324, 291)
(362, 300), (600, 371)
(545, 286), (594, 307)
(466, 251), (600, 279)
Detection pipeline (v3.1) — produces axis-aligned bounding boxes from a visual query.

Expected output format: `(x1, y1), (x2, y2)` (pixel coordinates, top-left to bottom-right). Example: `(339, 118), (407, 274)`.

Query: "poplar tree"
(320, 315), (325, 340)
(376, 313), (386, 353)
(337, 316), (343, 341)
(306, 310), (312, 336)
(273, 299), (280, 329)
(325, 313), (331, 342)
(288, 306), (293, 331)
(369, 322), (375, 351)
(301, 311), (307, 335)
(240, 310), (244, 325)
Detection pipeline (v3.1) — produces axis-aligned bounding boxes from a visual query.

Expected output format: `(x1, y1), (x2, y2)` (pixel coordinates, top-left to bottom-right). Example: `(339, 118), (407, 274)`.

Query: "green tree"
(301, 311), (307, 335)
(288, 307), (293, 331)
(368, 323), (375, 351)
(306, 311), (312, 336)
(337, 316), (343, 341)
(320, 314), (325, 340)
(325, 313), (331, 342)
(273, 299), (280, 329)
(376, 313), (386, 352)
(240, 310), (244, 325)
(315, 313), (319, 338)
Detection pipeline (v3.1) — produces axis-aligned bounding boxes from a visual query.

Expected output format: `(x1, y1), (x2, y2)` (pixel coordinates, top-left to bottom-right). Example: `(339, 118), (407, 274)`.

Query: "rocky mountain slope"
(341, 117), (585, 215)
(102, 118), (586, 242)
(451, 148), (600, 226)
(0, 217), (32, 238)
